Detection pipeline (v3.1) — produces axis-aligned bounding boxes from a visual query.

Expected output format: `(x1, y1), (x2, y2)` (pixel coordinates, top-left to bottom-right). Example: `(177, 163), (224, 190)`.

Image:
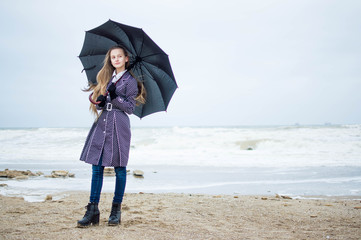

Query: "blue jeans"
(89, 154), (127, 203)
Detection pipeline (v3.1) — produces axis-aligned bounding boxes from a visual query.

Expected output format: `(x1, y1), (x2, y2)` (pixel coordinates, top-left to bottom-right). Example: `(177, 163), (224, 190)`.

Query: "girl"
(77, 45), (146, 227)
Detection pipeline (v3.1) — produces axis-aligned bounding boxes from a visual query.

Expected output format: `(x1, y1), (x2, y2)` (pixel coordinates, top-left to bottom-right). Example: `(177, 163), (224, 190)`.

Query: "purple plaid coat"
(80, 72), (138, 167)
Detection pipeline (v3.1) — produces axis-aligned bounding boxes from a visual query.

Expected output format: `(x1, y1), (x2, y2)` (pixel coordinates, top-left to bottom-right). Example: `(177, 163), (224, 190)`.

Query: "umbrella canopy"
(79, 19), (177, 118)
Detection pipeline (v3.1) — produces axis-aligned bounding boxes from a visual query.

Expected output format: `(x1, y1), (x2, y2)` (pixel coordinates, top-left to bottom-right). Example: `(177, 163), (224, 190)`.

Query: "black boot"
(77, 202), (100, 228)
(108, 202), (121, 226)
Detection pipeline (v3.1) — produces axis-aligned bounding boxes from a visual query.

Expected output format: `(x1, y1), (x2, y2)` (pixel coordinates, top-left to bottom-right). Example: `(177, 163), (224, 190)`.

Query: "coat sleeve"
(111, 77), (138, 115)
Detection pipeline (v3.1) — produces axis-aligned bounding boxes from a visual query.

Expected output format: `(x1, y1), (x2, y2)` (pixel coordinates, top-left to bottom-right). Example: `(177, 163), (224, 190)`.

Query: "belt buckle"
(106, 103), (113, 111)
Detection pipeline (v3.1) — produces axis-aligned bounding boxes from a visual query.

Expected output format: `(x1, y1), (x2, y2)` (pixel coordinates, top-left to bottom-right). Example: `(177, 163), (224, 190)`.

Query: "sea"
(0, 125), (360, 202)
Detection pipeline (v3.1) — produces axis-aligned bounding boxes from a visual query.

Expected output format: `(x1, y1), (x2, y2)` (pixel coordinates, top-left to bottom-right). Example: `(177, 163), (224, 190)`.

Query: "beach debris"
(104, 168), (115, 176)
(139, 192), (144, 194)
(234, 196), (239, 198)
(0, 184), (8, 187)
(310, 215), (317, 218)
(52, 170), (68, 177)
(133, 170), (144, 177)
(261, 197), (268, 200)
(15, 175), (29, 180)
(324, 204), (333, 207)
(45, 170), (75, 178)
(247, 147), (253, 150)
(281, 195), (292, 200)
(0, 169), (39, 179)
(45, 195), (53, 201)
(213, 195), (222, 198)
(354, 206), (361, 210)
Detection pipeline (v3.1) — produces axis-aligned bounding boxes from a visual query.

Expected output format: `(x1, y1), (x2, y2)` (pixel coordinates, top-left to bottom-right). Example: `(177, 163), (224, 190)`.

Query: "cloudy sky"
(1, 0), (360, 128)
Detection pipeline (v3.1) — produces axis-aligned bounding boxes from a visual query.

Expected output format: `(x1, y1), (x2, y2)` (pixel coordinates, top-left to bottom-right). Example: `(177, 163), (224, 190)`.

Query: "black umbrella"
(79, 19), (177, 118)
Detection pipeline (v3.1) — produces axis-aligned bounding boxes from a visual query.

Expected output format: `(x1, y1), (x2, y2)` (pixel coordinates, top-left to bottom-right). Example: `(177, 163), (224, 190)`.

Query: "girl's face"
(110, 48), (128, 73)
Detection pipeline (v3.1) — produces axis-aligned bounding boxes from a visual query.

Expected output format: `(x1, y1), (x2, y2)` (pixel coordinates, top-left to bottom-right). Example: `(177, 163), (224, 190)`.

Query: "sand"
(0, 192), (360, 240)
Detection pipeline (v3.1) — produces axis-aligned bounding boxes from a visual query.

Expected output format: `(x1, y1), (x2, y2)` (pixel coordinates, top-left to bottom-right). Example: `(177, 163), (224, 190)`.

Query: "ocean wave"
(0, 126), (360, 168)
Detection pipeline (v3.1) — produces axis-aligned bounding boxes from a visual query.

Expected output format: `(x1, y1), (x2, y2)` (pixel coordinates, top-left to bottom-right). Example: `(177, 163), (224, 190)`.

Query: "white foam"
(1, 125), (361, 168)
(130, 125), (361, 167)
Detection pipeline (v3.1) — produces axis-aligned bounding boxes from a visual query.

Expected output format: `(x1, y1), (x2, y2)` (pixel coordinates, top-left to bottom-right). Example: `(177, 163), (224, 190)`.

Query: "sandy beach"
(0, 192), (360, 240)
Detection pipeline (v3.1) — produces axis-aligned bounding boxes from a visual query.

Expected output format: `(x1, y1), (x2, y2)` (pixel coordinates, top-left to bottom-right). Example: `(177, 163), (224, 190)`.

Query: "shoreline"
(1, 165), (360, 202)
(1, 192), (360, 239)
(2, 189), (361, 203)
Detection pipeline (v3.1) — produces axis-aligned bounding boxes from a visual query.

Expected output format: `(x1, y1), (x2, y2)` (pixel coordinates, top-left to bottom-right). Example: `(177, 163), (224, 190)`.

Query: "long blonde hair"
(84, 46), (146, 117)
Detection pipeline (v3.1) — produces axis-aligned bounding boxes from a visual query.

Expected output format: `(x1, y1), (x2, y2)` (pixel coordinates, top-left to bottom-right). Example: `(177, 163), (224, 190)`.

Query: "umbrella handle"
(89, 92), (110, 105)
(89, 92), (101, 105)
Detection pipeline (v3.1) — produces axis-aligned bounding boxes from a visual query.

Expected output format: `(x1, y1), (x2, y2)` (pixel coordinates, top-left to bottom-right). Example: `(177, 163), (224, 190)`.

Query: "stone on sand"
(45, 195), (53, 201)
(104, 168), (115, 176)
(133, 170), (144, 177)
(281, 195), (292, 199)
(45, 170), (75, 178)
(0, 169), (38, 179)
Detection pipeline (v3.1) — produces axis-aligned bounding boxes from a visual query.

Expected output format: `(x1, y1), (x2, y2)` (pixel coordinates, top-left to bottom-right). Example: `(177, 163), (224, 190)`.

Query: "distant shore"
(1, 192), (360, 239)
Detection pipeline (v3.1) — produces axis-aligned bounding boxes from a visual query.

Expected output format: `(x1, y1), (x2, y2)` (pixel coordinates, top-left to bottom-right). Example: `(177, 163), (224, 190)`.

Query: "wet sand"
(0, 192), (360, 239)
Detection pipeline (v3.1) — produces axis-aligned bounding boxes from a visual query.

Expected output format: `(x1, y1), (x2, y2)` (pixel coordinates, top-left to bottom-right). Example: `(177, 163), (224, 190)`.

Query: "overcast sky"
(1, 0), (360, 128)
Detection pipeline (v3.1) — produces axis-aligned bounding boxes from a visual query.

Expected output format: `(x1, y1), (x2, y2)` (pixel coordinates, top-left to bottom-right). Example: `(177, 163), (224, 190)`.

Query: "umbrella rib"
(110, 20), (137, 55)
(141, 63), (168, 108)
(139, 31), (146, 57)
(141, 52), (167, 59)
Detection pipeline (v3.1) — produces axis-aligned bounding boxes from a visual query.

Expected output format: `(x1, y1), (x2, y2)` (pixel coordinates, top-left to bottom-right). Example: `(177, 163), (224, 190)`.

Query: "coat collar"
(112, 70), (127, 82)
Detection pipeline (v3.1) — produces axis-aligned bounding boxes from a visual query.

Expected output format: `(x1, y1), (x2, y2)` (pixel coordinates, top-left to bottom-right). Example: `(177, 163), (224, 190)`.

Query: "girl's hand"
(108, 83), (117, 100)
(96, 95), (106, 107)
